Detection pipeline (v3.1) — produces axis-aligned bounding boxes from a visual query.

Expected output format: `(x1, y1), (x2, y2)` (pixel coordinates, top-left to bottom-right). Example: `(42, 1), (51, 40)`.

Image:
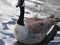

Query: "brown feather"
(24, 18), (57, 34)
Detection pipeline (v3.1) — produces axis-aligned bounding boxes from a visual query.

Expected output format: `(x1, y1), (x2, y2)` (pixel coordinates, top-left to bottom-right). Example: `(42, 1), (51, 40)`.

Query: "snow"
(0, 0), (60, 45)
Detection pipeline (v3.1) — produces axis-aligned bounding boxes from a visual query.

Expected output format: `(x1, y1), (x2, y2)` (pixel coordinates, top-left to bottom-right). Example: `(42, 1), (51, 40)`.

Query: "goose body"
(14, 0), (59, 44)
(14, 24), (46, 44)
(14, 17), (57, 44)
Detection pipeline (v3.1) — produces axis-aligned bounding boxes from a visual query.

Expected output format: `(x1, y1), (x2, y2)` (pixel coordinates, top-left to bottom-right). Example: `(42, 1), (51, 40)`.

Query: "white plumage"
(14, 24), (28, 41)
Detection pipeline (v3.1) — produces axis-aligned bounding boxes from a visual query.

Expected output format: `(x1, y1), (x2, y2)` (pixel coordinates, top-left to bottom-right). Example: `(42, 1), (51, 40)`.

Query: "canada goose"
(14, 0), (60, 45)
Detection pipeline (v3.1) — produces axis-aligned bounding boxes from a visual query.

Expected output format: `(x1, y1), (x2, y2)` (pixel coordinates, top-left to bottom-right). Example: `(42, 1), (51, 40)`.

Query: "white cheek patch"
(21, 1), (25, 7)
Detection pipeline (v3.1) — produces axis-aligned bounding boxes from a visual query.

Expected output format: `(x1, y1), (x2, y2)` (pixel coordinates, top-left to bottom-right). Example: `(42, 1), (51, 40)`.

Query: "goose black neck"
(17, 6), (24, 26)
